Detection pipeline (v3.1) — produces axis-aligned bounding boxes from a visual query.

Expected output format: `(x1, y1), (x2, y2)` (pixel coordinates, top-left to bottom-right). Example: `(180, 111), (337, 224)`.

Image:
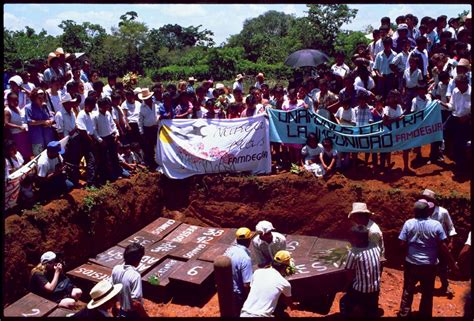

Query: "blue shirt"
(339, 85), (371, 109)
(399, 217), (447, 265)
(25, 103), (55, 146)
(158, 104), (175, 119)
(225, 243), (253, 296)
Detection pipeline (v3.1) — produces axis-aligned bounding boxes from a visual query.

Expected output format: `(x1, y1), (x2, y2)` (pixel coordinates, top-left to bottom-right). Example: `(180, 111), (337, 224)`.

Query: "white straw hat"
(87, 280), (123, 310)
(348, 202), (373, 218)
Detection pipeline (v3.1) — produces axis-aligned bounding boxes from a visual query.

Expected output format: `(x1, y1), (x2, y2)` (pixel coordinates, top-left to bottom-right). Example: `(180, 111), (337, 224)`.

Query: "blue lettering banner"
(267, 101), (443, 153)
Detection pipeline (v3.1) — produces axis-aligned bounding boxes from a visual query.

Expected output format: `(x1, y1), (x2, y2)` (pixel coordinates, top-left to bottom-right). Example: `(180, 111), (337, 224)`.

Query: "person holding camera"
(36, 140), (74, 200)
(30, 251), (82, 308)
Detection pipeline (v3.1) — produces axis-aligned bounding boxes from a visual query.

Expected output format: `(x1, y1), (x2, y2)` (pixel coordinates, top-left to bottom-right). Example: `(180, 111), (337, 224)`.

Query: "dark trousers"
(232, 292), (245, 317)
(64, 134), (96, 185)
(126, 122), (141, 145)
(143, 125), (158, 168)
(437, 255), (449, 289)
(377, 74), (395, 98)
(38, 174), (73, 200)
(340, 287), (379, 317)
(449, 116), (471, 168)
(399, 261), (437, 318)
(97, 135), (121, 183)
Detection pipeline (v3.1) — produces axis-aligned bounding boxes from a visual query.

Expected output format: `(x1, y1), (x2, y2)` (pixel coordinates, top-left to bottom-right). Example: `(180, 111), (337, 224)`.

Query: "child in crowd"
(382, 90), (406, 172)
(371, 96), (384, 169)
(131, 142), (145, 165)
(335, 97), (354, 169)
(403, 82), (432, 166)
(281, 88), (304, 165)
(402, 56), (424, 111)
(301, 133), (324, 177)
(353, 92), (374, 166)
(19, 173), (35, 209)
(120, 144), (146, 171)
(319, 138), (338, 178)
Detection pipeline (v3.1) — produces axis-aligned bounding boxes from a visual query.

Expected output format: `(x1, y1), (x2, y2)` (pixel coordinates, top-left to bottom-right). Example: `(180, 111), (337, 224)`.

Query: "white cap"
(215, 83), (225, 89)
(9, 75), (23, 87)
(255, 220), (275, 234)
(41, 251), (56, 264)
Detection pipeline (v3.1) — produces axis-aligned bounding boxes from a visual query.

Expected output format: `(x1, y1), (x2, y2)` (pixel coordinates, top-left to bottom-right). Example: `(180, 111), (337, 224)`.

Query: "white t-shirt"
(411, 96), (432, 113)
(121, 100), (141, 123)
(383, 105), (403, 119)
(240, 267), (292, 317)
(301, 144), (324, 164)
(465, 232), (471, 246)
(5, 151), (24, 174)
(46, 90), (63, 114)
(37, 153), (63, 178)
(354, 76), (375, 91)
(367, 219), (385, 257)
(331, 63), (350, 78)
(252, 232), (287, 267)
(335, 107), (355, 125)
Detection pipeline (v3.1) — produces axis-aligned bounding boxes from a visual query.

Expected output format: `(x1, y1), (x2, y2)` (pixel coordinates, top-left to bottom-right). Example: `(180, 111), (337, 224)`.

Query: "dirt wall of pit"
(4, 172), (164, 304)
(4, 171), (471, 305)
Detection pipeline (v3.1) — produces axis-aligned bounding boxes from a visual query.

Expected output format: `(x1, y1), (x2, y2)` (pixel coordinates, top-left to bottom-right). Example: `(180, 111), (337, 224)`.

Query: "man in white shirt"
(55, 93), (78, 139)
(36, 141), (74, 200)
(102, 74), (117, 98)
(374, 37), (397, 98)
(331, 52), (351, 79)
(254, 73), (265, 90)
(441, 74), (471, 170)
(121, 90), (141, 145)
(406, 36), (429, 78)
(112, 243), (148, 318)
(252, 220), (286, 268)
(73, 96), (100, 187)
(94, 97), (121, 182)
(138, 88), (159, 170)
(421, 189), (457, 296)
(240, 250), (295, 317)
(233, 74), (244, 93)
(348, 202), (385, 259)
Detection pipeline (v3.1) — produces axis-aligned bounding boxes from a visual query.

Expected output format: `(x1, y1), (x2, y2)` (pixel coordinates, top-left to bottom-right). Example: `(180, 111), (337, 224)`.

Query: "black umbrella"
(284, 49), (329, 68)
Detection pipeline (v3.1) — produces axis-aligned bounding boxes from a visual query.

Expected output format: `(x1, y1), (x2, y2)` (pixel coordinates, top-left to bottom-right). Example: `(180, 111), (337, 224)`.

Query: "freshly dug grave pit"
(4, 151), (471, 312)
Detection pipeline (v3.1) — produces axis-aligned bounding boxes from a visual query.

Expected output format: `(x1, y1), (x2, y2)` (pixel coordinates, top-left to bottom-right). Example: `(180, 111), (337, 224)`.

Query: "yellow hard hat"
(235, 227), (254, 240)
(274, 250), (292, 265)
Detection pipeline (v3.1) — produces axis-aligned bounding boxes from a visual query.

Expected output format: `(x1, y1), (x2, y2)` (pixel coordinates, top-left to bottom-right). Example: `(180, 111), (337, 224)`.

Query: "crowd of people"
(30, 192), (470, 318)
(3, 13), (471, 205)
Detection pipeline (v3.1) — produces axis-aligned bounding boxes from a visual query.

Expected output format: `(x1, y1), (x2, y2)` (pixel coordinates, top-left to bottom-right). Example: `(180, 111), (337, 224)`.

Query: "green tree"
(296, 4), (358, 56)
(157, 24), (214, 50)
(4, 27), (59, 71)
(226, 10), (301, 63)
(112, 12), (149, 74)
(334, 31), (371, 64)
(58, 20), (106, 53)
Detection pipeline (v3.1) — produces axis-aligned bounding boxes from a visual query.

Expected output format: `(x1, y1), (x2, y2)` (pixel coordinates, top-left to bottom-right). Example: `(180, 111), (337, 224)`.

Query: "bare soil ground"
(4, 146), (471, 317)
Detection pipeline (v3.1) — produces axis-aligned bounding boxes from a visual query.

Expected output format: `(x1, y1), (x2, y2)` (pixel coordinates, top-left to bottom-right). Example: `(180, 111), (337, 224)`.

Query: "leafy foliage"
(4, 7), (361, 80)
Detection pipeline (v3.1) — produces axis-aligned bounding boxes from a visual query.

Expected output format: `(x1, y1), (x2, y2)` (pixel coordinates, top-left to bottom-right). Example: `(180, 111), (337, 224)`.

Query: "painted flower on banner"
(221, 153), (235, 164)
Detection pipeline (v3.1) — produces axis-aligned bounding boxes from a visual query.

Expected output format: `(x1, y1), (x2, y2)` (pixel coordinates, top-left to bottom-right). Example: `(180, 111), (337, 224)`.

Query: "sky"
(4, 4), (472, 45)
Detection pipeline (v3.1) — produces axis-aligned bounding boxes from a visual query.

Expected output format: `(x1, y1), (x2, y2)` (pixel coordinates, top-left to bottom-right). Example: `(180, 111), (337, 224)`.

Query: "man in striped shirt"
(340, 224), (381, 318)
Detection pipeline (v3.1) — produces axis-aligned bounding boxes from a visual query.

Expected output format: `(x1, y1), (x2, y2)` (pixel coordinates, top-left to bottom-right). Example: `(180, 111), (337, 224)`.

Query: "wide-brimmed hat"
(8, 75), (23, 87)
(348, 202), (373, 218)
(55, 47), (65, 56)
(421, 189), (436, 201)
(414, 199), (434, 210)
(215, 83), (225, 89)
(188, 76), (196, 82)
(133, 87), (142, 95)
(87, 280), (123, 310)
(256, 72), (264, 78)
(255, 220), (275, 234)
(47, 52), (59, 66)
(457, 58), (471, 68)
(41, 251), (56, 264)
(138, 88), (153, 100)
(47, 141), (65, 155)
(235, 227), (255, 240)
(61, 93), (78, 104)
(274, 250), (292, 265)
(235, 74), (244, 81)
